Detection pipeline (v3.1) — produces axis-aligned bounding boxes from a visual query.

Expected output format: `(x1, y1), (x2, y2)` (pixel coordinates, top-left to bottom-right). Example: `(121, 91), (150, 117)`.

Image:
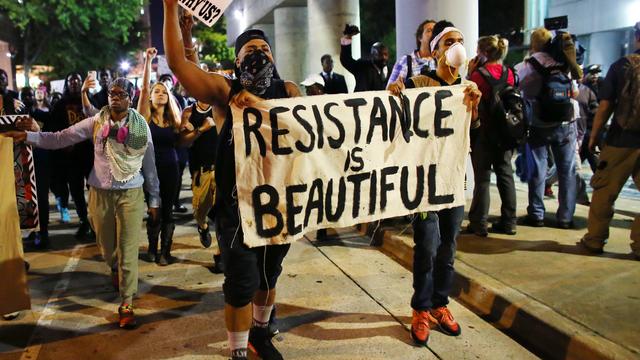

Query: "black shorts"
(216, 219), (291, 308)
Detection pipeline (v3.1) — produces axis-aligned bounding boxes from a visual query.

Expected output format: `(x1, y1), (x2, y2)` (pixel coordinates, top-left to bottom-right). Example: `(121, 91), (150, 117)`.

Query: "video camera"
(544, 16), (568, 31)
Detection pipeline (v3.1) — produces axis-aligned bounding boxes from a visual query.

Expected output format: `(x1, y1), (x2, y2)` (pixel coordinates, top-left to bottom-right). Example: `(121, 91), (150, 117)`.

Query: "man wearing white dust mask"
(388, 19), (481, 347)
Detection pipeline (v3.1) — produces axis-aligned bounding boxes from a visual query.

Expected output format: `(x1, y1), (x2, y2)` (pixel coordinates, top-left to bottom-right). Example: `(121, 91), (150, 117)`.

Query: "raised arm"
(179, 10), (200, 65)
(340, 36), (360, 75)
(81, 76), (99, 117)
(137, 47), (157, 121)
(163, 0), (230, 108)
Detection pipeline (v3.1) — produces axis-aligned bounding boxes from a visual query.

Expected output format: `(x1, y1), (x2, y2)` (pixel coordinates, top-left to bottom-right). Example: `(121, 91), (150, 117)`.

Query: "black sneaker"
(522, 216), (544, 227)
(173, 204), (188, 213)
(198, 226), (212, 248)
(465, 223), (488, 237)
(210, 254), (224, 274)
(490, 222), (516, 235)
(75, 220), (93, 240)
(248, 326), (283, 360)
(557, 221), (574, 230)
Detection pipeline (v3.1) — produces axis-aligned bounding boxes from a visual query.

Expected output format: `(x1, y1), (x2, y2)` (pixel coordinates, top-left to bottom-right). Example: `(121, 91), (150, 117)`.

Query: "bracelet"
(185, 46), (197, 56)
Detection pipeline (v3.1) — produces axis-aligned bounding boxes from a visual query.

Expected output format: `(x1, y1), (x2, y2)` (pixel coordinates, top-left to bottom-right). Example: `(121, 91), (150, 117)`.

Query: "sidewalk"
(1, 187), (536, 359)
(379, 183), (640, 360)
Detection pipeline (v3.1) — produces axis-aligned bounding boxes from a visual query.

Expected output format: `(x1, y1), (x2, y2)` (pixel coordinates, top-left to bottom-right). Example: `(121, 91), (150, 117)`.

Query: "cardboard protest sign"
(0, 115), (39, 229)
(231, 86), (471, 247)
(178, 0), (232, 27)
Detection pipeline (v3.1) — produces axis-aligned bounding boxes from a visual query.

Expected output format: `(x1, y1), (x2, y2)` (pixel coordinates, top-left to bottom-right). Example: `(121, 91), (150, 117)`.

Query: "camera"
(544, 16), (568, 31)
(343, 24), (360, 36)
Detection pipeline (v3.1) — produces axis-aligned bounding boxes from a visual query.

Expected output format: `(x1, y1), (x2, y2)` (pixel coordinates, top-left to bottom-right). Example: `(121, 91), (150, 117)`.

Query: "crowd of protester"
(1, 4), (638, 359)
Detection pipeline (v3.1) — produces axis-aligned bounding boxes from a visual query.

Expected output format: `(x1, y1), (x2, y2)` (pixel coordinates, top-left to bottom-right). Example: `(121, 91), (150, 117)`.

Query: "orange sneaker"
(118, 304), (137, 329)
(429, 306), (461, 336)
(410, 310), (430, 346)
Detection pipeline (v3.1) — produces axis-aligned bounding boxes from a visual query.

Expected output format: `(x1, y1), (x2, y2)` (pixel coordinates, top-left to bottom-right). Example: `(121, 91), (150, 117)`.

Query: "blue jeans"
(527, 125), (577, 223)
(411, 206), (464, 311)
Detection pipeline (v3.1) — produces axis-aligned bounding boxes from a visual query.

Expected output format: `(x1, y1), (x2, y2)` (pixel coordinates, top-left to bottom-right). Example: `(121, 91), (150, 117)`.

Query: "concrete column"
(251, 23), (276, 60)
(524, 0), (548, 45)
(274, 7), (308, 85)
(424, 0), (479, 67)
(589, 30), (623, 74)
(395, 0), (429, 63)
(306, 0), (360, 93)
(420, 0), (479, 192)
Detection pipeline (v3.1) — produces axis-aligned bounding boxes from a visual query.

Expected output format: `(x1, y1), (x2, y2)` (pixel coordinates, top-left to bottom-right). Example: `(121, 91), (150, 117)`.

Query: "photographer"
(518, 27), (577, 229)
(387, 19), (436, 87)
(340, 24), (391, 92)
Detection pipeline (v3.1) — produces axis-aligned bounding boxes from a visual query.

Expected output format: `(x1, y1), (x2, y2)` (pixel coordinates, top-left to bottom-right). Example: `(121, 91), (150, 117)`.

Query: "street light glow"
(120, 60), (130, 71)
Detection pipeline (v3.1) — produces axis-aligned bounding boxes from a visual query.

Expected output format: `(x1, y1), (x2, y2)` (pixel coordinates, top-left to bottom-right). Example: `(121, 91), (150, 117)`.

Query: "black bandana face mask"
(239, 50), (275, 96)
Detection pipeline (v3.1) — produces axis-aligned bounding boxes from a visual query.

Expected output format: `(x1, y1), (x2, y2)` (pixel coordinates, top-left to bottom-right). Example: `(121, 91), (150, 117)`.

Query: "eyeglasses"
(108, 91), (130, 99)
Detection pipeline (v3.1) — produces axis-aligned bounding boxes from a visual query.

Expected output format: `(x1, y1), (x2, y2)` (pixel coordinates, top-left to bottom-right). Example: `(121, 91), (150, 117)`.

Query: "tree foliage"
(192, 15), (234, 67)
(0, 0), (147, 83)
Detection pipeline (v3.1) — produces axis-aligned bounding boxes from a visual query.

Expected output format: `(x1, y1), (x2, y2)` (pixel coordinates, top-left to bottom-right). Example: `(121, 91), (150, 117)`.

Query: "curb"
(377, 226), (638, 360)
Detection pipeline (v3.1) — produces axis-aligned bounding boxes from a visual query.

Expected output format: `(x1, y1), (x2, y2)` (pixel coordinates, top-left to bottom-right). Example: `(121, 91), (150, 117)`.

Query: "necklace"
(196, 102), (211, 113)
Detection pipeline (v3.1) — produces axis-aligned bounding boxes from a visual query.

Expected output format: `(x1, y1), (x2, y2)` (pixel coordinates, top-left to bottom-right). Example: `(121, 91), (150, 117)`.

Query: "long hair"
(63, 72), (83, 97)
(477, 35), (509, 62)
(415, 19), (436, 50)
(150, 81), (181, 131)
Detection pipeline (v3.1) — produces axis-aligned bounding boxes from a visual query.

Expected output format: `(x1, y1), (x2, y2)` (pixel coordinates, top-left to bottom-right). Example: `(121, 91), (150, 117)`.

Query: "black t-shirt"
(0, 90), (19, 115)
(216, 79), (289, 227)
(90, 89), (109, 110)
(188, 104), (218, 171)
(600, 50), (640, 148)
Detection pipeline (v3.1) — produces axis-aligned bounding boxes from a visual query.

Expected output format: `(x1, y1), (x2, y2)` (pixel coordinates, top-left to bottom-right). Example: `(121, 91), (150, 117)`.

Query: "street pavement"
(1, 181), (536, 360)
(2, 168), (637, 360)
(381, 176), (639, 360)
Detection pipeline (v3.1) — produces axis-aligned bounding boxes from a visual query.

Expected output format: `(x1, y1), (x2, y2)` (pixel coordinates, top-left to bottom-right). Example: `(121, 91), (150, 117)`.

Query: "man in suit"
(320, 54), (348, 94)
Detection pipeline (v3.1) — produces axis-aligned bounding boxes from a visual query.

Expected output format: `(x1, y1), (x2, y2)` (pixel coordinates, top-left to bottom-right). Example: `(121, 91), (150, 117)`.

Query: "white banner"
(232, 86), (471, 247)
(178, 0), (231, 27)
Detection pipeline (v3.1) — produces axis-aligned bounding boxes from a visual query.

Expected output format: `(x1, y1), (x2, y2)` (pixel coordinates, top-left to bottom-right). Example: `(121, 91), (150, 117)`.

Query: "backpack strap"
(406, 54), (413, 79)
(477, 66), (507, 88)
(526, 57), (550, 78)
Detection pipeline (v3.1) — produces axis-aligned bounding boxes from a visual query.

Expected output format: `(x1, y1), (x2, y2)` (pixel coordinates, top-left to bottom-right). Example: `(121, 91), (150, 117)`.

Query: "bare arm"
(137, 48), (157, 121)
(163, 0), (230, 108)
(81, 77), (99, 117)
(284, 81), (302, 98)
(588, 100), (613, 153)
(179, 11), (200, 64)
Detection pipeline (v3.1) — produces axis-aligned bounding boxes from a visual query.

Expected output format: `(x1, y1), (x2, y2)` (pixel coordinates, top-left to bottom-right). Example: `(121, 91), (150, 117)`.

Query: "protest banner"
(0, 115), (39, 229)
(231, 85), (471, 247)
(178, 0), (232, 27)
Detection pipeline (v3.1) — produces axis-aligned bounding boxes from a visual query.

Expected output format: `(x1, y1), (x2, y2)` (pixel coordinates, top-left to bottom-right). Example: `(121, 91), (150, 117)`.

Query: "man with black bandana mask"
(163, 1), (301, 359)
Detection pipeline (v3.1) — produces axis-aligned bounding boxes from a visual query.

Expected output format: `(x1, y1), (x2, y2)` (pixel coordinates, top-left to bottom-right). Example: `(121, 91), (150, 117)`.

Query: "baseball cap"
(300, 74), (325, 87)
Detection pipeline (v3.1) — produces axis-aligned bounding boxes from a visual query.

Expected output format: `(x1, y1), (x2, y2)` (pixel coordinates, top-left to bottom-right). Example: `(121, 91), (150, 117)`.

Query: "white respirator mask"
(445, 42), (467, 69)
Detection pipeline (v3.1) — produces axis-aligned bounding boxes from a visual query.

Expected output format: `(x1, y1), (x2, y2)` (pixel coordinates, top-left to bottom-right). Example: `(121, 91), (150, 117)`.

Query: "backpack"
(403, 53), (431, 86)
(477, 66), (528, 149)
(527, 57), (574, 123)
(615, 54), (640, 131)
